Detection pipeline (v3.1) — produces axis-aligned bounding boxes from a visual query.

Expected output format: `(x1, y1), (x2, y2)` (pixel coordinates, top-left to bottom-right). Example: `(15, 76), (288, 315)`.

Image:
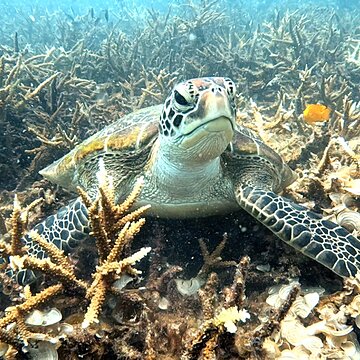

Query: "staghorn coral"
(0, 169), (150, 358)
(180, 257), (251, 360)
(175, 234), (237, 296)
(2, 191), (360, 358)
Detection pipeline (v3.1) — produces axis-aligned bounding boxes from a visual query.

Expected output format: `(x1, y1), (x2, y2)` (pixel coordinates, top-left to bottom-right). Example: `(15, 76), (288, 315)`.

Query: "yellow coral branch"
(10, 195), (26, 256)
(82, 277), (107, 328)
(15, 311), (32, 346)
(24, 72), (59, 100)
(10, 255), (86, 290)
(84, 246), (151, 327)
(88, 198), (111, 263)
(114, 177), (144, 218)
(113, 205), (150, 233)
(0, 327), (19, 349)
(107, 218), (146, 263)
(0, 284), (63, 328)
(77, 186), (92, 209)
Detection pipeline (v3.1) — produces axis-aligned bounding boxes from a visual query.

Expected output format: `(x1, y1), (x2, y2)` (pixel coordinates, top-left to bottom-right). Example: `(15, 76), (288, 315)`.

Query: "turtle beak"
(179, 116), (234, 150)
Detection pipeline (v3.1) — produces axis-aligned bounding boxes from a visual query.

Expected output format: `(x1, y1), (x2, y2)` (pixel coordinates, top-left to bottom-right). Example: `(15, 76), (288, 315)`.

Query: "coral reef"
(0, 0), (359, 359)
(0, 171), (150, 358)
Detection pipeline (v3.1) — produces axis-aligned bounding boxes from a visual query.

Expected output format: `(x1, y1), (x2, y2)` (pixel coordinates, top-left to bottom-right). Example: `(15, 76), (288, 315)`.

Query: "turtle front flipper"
(235, 185), (360, 277)
(10, 197), (90, 285)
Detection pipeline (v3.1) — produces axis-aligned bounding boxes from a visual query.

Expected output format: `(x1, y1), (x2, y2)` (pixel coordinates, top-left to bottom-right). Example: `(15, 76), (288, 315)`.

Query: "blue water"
(0, 0), (358, 52)
(1, 0), (359, 21)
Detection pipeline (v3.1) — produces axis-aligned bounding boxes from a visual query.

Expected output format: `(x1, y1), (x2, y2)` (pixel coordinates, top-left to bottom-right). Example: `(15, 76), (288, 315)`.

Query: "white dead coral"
(264, 280), (360, 359)
(213, 306), (250, 334)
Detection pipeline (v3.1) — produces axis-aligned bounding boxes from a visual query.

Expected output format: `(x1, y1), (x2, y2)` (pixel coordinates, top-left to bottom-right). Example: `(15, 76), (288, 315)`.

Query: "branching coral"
(181, 256), (252, 360)
(175, 234), (237, 296)
(0, 170), (150, 357)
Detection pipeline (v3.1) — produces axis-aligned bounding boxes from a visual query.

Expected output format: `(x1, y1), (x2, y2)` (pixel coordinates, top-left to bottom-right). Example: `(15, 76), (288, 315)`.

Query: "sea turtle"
(12, 77), (360, 284)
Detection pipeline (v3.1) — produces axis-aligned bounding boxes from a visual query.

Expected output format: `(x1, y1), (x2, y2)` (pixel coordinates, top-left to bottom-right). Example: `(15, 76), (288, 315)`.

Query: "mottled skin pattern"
(8, 77), (360, 284)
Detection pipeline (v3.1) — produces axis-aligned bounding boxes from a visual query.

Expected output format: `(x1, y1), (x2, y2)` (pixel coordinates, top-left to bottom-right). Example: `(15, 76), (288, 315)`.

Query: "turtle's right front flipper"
(235, 185), (360, 278)
(7, 197), (90, 285)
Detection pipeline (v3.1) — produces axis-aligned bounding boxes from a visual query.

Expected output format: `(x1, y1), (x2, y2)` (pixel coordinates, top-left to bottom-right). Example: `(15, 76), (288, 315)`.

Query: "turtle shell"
(228, 124), (297, 192)
(40, 105), (161, 191)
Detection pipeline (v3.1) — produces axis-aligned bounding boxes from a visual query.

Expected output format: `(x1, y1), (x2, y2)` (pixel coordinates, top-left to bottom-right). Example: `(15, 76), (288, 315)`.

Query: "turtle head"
(159, 77), (236, 162)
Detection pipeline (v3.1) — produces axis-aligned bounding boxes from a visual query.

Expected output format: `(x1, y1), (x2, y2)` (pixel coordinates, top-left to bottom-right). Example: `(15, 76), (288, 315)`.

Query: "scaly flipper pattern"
(12, 197), (90, 285)
(236, 185), (360, 277)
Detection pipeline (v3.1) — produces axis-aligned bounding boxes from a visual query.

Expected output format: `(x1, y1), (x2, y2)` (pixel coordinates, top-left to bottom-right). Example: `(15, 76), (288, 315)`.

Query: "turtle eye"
(174, 90), (189, 106)
(224, 78), (236, 98)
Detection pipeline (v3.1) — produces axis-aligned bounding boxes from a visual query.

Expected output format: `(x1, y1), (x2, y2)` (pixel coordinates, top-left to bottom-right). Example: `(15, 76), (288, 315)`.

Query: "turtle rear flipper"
(8, 197), (90, 286)
(236, 185), (360, 277)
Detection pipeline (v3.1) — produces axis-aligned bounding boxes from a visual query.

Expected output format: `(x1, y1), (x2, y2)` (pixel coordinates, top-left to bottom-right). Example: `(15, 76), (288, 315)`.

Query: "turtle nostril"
(211, 87), (223, 93)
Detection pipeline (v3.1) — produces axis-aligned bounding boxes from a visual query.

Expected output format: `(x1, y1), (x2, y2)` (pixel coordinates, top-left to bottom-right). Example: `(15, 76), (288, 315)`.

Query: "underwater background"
(0, 0), (360, 359)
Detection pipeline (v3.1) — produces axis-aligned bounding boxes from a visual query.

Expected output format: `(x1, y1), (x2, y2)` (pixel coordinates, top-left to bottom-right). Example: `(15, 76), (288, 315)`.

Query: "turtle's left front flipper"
(235, 185), (360, 277)
(4, 197), (90, 286)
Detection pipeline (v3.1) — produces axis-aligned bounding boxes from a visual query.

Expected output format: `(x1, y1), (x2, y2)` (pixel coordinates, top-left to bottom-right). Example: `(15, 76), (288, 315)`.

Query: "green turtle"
(13, 77), (360, 284)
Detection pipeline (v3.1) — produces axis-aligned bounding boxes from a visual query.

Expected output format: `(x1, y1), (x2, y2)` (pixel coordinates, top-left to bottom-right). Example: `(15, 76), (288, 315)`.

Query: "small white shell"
(25, 308), (62, 327)
(266, 279), (300, 308)
(278, 349), (299, 360)
(267, 284), (281, 296)
(278, 347), (310, 360)
(278, 284), (297, 301)
(59, 323), (74, 335)
(256, 264), (271, 272)
(25, 310), (44, 326)
(304, 293), (320, 308)
(301, 335), (323, 353)
(341, 333), (360, 358)
(344, 179), (360, 196)
(266, 282), (300, 308)
(26, 341), (58, 360)
(112, 274), (133, 290)
(175, 276), (205, 296)
(280, 317), (306, 345)
(158, 297), (169, 310)
(329, 192), (355, 207)
(43, 309), (62, 326)
(292, 293), (319, 319)
(266, 293), (282, 308)
(342, 341), (357, 357)
(336, 210), (360, 233)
